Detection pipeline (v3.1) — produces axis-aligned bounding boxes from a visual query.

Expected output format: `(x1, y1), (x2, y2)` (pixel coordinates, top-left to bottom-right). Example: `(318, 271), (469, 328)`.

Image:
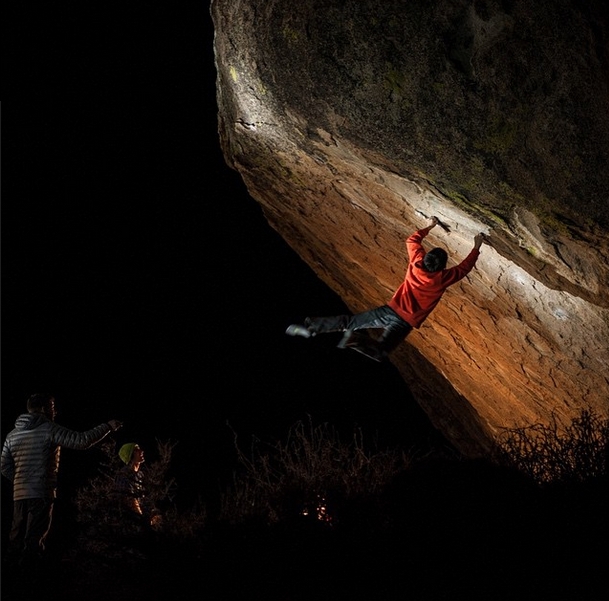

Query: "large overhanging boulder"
(211, 0), (609, 456)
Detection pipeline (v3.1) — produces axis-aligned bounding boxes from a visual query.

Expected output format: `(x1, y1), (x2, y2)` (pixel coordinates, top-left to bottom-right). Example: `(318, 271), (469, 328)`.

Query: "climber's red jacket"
(387, 226), (480, 328)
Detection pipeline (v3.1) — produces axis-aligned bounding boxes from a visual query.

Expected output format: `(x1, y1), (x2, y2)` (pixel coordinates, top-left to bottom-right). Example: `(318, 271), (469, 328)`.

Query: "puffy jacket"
(1, 413), (112, 500)
(388, 226), (480, 328)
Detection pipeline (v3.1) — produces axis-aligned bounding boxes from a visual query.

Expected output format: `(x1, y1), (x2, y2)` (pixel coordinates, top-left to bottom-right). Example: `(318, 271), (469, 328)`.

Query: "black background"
(2, 2), (444, 511)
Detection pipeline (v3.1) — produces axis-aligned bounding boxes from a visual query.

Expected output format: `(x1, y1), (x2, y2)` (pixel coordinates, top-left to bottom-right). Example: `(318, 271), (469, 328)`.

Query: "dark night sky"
(2, 3), (445, 507)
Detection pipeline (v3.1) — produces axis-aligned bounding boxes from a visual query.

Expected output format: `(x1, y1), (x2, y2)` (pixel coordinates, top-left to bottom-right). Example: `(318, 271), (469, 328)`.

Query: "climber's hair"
(423, 248), (448, 272)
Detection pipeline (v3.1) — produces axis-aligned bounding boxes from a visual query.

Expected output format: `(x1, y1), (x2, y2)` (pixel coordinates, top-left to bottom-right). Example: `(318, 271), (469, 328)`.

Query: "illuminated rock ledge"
(211, 0), (609, 456)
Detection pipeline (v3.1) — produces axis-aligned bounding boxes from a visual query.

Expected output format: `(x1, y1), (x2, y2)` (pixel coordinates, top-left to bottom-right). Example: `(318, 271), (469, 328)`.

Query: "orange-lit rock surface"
(211, 0), (609, 456)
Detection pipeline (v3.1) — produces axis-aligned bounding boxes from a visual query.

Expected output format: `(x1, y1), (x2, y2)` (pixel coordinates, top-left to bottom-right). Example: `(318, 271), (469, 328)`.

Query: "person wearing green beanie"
(113, 442), (162, 529)
(114, 443), (145, 514)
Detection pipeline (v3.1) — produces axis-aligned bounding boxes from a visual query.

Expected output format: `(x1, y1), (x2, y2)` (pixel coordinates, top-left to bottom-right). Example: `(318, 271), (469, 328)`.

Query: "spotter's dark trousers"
(306, 305), (413, 354)
(10, 498), (54, 560)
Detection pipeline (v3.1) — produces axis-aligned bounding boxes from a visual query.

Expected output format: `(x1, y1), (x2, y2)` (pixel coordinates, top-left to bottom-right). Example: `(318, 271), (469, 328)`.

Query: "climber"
(286, 216), (486, 361)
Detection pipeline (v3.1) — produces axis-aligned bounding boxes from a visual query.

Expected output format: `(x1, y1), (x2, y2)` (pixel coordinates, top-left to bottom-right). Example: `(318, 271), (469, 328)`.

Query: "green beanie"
(119, 442), (137, 465)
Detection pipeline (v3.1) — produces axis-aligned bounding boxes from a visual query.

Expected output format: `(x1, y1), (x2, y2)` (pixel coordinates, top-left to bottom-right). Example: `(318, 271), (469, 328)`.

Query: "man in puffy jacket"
(1, 393), (122, 566)
(286, 216), (485, 361)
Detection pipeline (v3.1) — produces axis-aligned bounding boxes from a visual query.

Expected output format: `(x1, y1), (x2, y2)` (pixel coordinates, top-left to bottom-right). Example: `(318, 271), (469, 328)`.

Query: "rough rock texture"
(211, 0), (609, 456)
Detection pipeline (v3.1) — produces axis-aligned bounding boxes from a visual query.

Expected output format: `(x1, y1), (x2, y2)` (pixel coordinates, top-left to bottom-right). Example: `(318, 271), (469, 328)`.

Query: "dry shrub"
(73, 438), (206, 561)
(219, 416), (413, 526)
(493, 409), (609, 485)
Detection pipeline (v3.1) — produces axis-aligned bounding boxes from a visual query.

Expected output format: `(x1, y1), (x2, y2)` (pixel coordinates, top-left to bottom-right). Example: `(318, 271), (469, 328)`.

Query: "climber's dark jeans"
(305, 305), (413, 354)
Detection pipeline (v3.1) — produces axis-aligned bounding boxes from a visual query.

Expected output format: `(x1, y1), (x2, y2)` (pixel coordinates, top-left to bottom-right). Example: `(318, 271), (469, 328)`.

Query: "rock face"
(211, 0), (609, 456)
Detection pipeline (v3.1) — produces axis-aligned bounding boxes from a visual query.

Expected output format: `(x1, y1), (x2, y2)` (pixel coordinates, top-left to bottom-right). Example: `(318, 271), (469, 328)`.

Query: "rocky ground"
(3, 458), (607, 601)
